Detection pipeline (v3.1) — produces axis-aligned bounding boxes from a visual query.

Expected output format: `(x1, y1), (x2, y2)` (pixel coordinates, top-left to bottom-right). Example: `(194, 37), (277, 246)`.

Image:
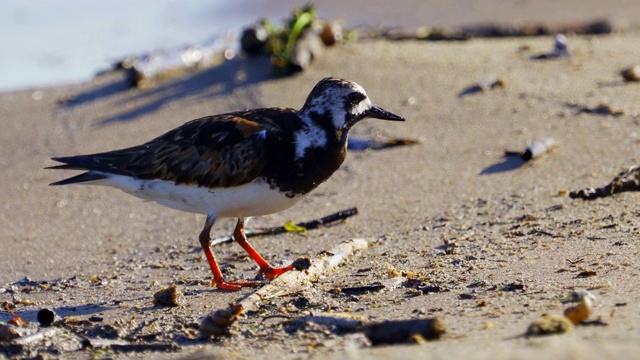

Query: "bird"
(47, 77), (404, 291)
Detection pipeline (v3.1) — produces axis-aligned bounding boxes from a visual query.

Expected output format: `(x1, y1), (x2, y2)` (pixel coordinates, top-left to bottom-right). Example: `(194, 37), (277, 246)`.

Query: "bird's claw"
(212, 278), (260, 291)
(259, 265), (294, 280)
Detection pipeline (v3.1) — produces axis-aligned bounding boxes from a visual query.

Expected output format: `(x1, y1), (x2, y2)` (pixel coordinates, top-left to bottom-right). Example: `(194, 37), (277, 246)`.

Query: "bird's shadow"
(61, 55), (276, 127)
(457, 85), (485, 97)
(480, 154), (526, 175)
(60, 75), (132, 108)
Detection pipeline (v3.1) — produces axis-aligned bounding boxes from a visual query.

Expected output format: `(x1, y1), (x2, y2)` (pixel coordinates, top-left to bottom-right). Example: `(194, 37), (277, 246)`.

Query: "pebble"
(37, 308), (58, 327)
(564, 290), (595, 324)
(152, 284), (185, 307)
(621, 64), (640, 82)
(200, 304), (243, 337)
(526, 313), (574, 336)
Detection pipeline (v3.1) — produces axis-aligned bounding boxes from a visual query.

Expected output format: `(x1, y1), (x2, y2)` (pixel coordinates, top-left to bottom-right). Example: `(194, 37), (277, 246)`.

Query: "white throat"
(293, 114), (328, 160)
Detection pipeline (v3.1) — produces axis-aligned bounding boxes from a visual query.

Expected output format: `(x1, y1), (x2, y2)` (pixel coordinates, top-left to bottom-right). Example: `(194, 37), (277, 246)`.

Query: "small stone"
(290, 30), (325, 72)
(241, 24), (269, 55)
(526, 313), (573, 336)
(564, 290), (595, 324)
(621, 65), (640, 82)
(37, 308), (58, 327)
(0, 325), (21, 341)
(521, 137), (557, 161)
(152, 284), (185, 307)
(364, 318), (446, 345)
(200, 304), (243, 337)
(564, 301), (591, 324)
(552, 34), (570, 57)
(319, 21), (342, 46)
(291, 257), (312, 271)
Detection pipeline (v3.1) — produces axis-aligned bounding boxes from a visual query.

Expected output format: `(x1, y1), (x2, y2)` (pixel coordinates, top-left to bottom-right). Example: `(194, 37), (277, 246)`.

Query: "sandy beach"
(2, 3), (640, 359)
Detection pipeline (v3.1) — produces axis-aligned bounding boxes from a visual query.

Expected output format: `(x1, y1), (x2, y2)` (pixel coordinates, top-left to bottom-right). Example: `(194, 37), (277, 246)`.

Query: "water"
(0, 0), (256, 92)
(0, 0), (435, 93)
(3, 0), (631, 92)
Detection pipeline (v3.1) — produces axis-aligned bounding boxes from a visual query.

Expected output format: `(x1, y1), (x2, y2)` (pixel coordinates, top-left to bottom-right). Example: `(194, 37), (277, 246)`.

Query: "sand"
(2, 11), (640, 360)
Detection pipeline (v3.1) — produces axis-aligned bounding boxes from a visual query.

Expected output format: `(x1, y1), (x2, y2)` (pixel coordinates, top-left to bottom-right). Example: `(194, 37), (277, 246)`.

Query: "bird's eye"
(346, 92), (364, 103)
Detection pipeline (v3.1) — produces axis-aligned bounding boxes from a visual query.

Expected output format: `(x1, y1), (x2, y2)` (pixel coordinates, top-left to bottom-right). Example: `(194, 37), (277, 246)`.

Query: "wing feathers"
(47, 110), (295, 188)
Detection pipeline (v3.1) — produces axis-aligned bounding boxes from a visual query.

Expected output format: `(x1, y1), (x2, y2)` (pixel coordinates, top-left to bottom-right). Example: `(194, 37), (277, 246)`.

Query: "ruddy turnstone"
(48, 77), (404, 291)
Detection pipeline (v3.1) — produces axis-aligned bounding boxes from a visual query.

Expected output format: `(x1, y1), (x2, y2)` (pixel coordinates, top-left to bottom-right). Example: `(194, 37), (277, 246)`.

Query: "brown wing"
(50, 111), (289, 188)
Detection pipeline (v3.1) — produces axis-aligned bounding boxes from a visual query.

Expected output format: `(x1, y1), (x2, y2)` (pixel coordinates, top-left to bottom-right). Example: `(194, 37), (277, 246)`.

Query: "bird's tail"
(48, 171), (108, 186)
(46, 157), (109, 186)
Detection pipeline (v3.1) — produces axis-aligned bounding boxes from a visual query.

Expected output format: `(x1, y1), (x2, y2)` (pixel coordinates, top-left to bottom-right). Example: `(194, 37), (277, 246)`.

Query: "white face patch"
(347, 97), (372, 124)
(328, 99), (372, 129)
(294, 118), (328, 160)
(302, 81), (372, 130)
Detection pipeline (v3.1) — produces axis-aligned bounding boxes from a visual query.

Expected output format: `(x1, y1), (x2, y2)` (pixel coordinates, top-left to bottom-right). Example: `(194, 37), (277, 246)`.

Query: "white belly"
(90, 174), (303, 218)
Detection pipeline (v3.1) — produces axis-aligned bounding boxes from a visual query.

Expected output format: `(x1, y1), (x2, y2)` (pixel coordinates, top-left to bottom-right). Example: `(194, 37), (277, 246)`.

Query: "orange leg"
(199, 214), (258, 291)
(233, 218), (293, 280)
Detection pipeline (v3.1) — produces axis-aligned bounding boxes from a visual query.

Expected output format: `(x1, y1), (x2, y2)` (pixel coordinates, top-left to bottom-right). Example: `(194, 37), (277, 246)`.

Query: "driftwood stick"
(13, 327), (60, 345)
(210, 207), (358, 246)
(570, 165), (640, 200)
(237, 238), (369, 313)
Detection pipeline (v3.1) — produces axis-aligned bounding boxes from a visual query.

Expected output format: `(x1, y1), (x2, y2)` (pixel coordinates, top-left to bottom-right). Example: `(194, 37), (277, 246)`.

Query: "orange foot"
(260, 265), (294, 280)
(212, 278), (260, 291)
(259, 258), (312, 280)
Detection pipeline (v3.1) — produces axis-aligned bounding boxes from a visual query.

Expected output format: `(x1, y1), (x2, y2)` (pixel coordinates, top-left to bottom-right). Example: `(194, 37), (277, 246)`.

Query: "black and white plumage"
(48, 77), (404, 290)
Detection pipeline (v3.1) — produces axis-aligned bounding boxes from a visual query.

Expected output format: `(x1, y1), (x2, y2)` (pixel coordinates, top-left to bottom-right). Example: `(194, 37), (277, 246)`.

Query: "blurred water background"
(1, 0), (637, 92)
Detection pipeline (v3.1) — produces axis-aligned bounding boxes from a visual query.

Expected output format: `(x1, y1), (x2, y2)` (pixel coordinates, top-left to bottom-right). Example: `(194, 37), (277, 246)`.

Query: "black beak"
(366, 104), (405, 121)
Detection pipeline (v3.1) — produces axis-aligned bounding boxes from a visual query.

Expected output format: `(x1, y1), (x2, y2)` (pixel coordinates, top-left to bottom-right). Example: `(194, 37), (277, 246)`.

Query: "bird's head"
(300, 77), (404, 130)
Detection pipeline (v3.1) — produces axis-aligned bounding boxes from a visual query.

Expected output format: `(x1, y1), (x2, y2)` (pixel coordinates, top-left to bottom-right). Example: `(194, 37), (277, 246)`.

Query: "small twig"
(14, 327), (59, 345)
(260, 207), (358, 234)
(4, 304), (27, 327)
(570, 165), (640, 200)
(291, 312), (365, 333)
(211, 207), (358, 246)
(83, 337), (178, 352)
(261, 314), (293, 322)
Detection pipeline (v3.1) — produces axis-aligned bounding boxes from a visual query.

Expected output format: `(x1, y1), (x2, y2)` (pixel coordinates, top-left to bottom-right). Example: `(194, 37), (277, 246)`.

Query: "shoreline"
(4, 0), (640, 92)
